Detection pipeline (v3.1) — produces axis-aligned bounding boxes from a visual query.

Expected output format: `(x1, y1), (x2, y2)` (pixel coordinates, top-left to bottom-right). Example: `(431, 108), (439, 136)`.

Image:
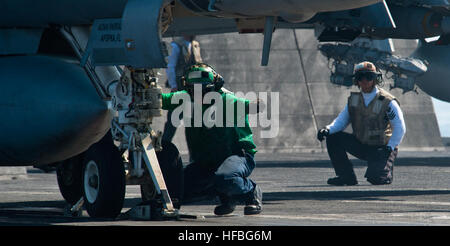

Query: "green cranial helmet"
(183, 63), (224, 94)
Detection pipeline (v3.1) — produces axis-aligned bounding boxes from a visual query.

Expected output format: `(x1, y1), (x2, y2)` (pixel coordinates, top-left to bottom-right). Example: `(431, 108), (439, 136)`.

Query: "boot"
(367, 177), (392, 185)
(244, 185), (262, 215)
(214, 195), (236, 216)
(327, 175), (358, 186)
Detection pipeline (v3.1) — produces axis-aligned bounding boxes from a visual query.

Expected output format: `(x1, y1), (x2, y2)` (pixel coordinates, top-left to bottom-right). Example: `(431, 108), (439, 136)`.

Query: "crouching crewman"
(317, 61), (406, 185)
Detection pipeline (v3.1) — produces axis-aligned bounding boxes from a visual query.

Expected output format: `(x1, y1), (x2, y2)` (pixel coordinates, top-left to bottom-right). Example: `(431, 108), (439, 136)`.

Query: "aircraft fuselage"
(0, 0), (383, 28)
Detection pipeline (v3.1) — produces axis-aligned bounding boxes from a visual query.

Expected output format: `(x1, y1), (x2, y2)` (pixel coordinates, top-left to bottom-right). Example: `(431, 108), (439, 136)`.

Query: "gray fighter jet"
(0, 0), (449, 219)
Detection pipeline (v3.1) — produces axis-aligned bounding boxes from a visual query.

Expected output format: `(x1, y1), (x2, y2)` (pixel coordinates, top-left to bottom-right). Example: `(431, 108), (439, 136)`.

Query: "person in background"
(162, 35), (203, 142)
(317, 61), (406, 186)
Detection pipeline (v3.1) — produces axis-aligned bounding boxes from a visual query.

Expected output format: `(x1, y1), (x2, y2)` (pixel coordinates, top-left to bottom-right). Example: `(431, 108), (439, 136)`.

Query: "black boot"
(244, 185), (262, 215)
(327, 175), (358, 186)
(214, 195), (236, 216)
(367, 177), (392, 185)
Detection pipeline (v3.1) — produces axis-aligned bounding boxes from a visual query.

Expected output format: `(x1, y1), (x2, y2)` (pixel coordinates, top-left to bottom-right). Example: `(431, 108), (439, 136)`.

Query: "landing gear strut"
(109, 67), (178, 219)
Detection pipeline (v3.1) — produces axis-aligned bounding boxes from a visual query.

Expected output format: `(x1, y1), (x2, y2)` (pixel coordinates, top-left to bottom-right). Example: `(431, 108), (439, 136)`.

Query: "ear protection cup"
(181, 76), (186, 88)
(214, 74), (224, 90)
(375, 69), (383, 85)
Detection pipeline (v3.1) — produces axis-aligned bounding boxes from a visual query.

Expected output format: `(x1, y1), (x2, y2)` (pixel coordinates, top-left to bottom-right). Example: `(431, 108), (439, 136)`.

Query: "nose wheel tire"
(82, 132), (125, 219)
(56, 154), (84, 205)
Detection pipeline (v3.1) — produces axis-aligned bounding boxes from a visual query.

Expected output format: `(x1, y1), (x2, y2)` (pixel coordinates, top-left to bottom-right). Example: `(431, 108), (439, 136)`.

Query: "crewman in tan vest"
(317, 61), (406, 185)
(162, 35), (203, 142)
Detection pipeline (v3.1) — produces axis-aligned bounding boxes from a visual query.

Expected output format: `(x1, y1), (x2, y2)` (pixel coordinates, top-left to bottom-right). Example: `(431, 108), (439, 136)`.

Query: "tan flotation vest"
(348, 88), (399, 146)
(173, 39), (203, 89)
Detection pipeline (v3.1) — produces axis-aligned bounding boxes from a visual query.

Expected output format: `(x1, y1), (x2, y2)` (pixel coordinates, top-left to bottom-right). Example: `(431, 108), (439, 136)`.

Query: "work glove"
(377, 145), (393, 159)
(317, 128), (329, 142)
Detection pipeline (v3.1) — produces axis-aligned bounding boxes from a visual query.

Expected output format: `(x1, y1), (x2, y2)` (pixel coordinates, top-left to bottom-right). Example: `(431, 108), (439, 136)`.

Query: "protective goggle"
(354, 71), (379, 82)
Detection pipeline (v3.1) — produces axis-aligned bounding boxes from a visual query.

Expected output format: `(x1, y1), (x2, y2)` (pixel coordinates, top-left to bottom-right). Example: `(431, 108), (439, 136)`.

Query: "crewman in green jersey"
(161, 63), (262, 215)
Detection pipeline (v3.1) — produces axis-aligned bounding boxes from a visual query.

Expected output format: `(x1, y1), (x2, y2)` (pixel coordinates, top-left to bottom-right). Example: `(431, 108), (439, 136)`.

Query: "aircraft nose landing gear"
(109, 67), (179, 220)
(58, 0), (181, 220)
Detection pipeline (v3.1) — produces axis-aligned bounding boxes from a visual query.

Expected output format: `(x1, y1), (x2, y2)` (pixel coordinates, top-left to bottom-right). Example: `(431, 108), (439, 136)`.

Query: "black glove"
(377, 145), (393, 159)
(317, 128), (329, 142)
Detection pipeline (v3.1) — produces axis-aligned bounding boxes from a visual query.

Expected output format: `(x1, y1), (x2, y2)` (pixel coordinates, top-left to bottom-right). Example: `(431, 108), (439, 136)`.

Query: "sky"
(432, 98), (450, 137)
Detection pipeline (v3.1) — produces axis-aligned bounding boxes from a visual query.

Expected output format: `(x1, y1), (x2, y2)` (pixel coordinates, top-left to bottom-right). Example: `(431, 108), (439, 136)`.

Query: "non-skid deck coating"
(1, 151), (450, 226)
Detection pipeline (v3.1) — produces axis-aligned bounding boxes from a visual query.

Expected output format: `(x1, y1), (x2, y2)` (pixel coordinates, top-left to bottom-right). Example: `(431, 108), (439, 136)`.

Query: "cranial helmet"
(353, 61), (383, 85)
(182, 63), (224, 95)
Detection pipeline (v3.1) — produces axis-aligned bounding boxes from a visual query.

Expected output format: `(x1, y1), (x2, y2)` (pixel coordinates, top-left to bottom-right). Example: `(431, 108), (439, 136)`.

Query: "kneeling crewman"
(161, 63), (263, 215)
(317, 61), (406, 185)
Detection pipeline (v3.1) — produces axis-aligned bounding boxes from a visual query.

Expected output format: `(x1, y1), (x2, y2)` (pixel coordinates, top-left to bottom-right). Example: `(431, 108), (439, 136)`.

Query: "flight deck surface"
(1, 151), (450, 226)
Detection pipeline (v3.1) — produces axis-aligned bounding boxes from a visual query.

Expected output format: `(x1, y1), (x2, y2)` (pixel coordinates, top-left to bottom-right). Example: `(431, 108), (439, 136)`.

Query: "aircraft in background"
(168, 0), (450, 102)
(0, 0), (449, 218)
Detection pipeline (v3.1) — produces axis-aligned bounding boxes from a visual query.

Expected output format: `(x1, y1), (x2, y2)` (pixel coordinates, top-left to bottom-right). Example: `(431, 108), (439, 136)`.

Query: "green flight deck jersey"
(161, 90), (257, 170)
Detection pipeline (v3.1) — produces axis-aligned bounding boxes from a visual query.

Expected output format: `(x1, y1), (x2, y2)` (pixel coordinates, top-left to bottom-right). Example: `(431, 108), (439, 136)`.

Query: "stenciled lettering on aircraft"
(98, 23), (121, 31)
(100, 33), (121, 42)
(97, 22), (122, 43)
